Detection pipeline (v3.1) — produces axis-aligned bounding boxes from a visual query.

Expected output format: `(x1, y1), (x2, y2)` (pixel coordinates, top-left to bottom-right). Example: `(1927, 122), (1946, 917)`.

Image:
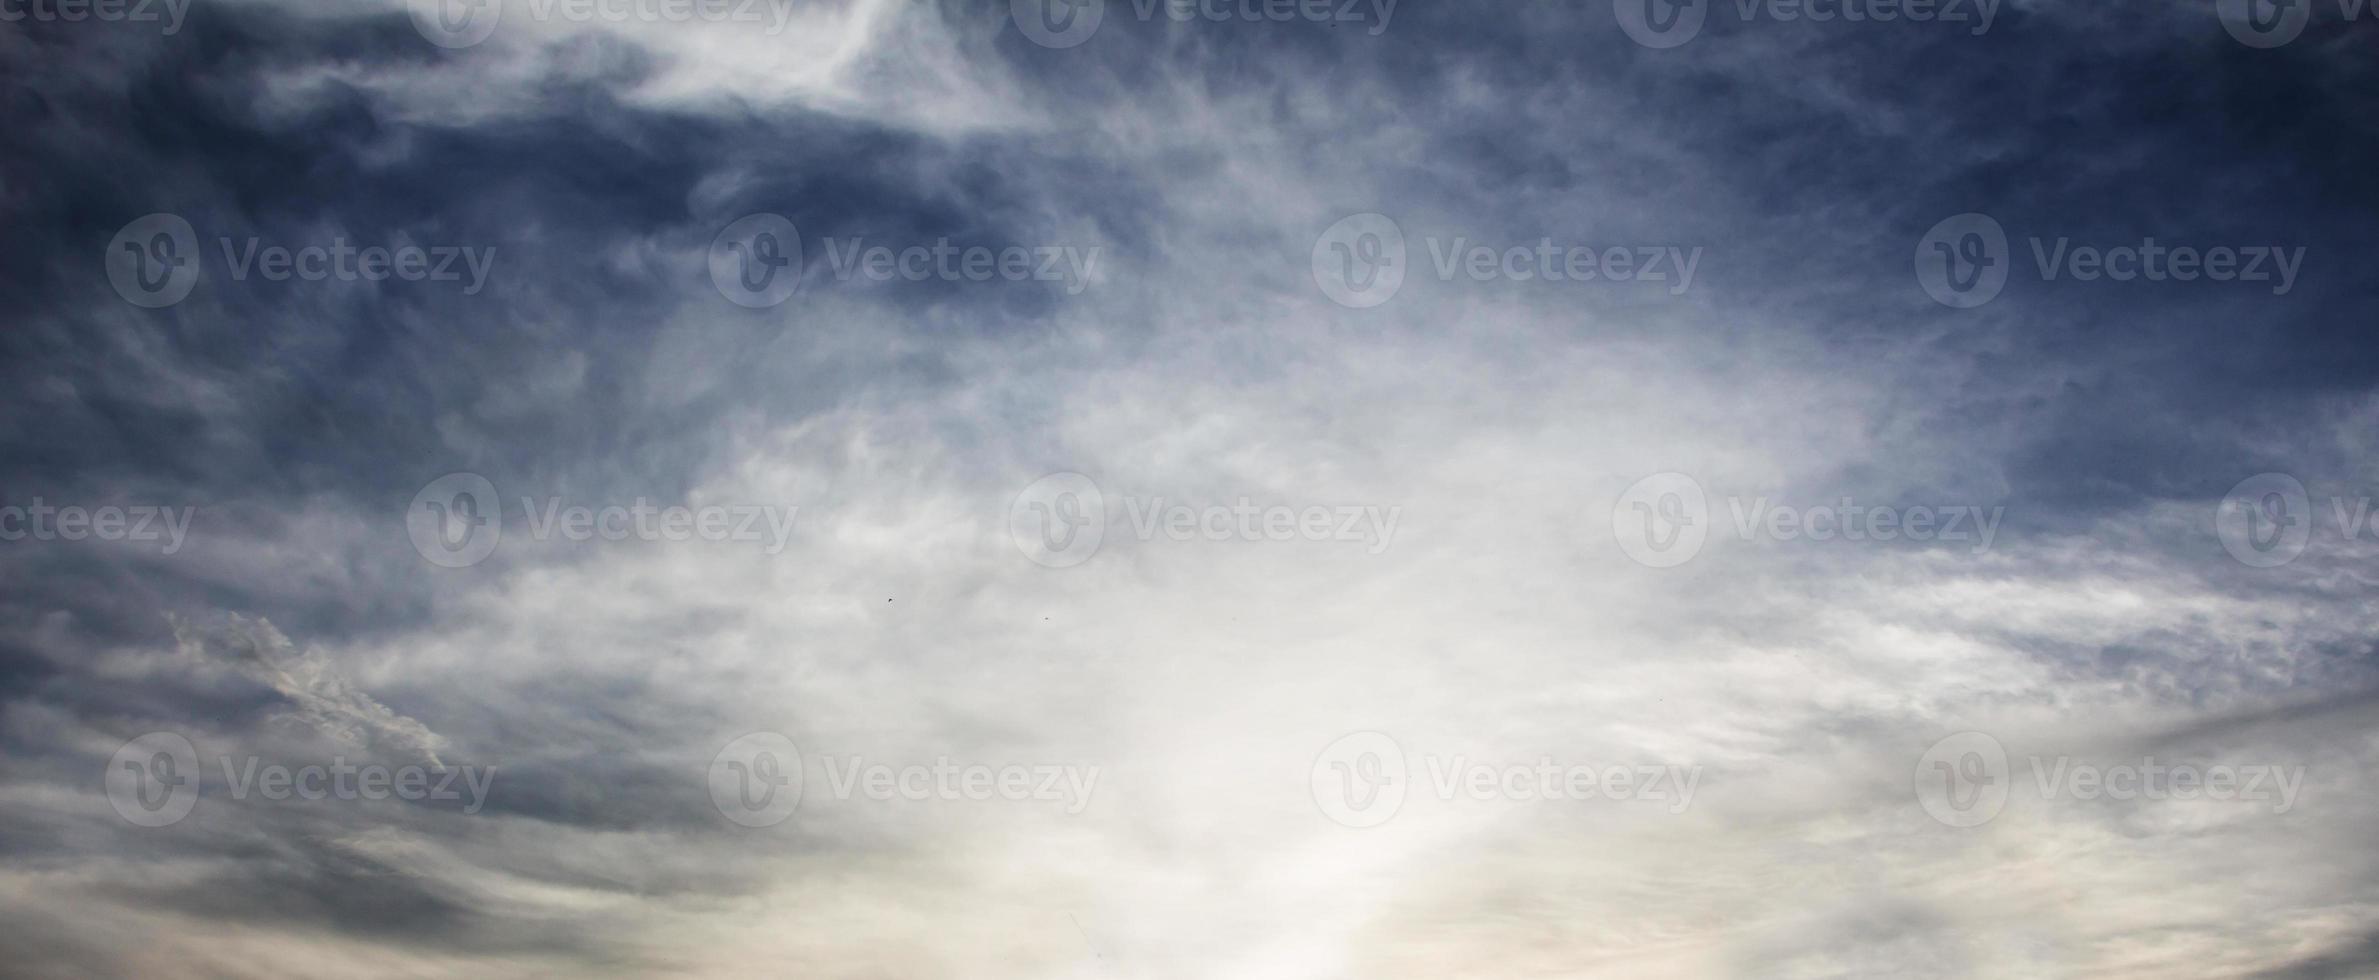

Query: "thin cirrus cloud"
(0, 0), (2375, 976)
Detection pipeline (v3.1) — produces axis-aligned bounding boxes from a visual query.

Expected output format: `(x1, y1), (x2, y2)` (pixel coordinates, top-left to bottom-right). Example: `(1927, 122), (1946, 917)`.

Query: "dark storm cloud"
(993, 0), (2379, 536)
(1106, 0), (2379, 525)
(0, 0), (1143, 657)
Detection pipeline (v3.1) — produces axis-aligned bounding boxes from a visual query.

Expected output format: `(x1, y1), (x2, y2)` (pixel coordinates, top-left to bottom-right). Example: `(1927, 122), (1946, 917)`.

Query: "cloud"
(171, 615), (449, 767)
(1, 0), (2376, 975)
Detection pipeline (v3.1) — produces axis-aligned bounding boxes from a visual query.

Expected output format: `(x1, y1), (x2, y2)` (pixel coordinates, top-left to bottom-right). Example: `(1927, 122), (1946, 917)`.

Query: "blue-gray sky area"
(3, 0), (2377, 976)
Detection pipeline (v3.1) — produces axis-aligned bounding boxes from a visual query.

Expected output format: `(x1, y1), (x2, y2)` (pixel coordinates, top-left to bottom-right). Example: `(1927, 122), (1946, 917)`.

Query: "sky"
(3, 0), (2378, 976)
